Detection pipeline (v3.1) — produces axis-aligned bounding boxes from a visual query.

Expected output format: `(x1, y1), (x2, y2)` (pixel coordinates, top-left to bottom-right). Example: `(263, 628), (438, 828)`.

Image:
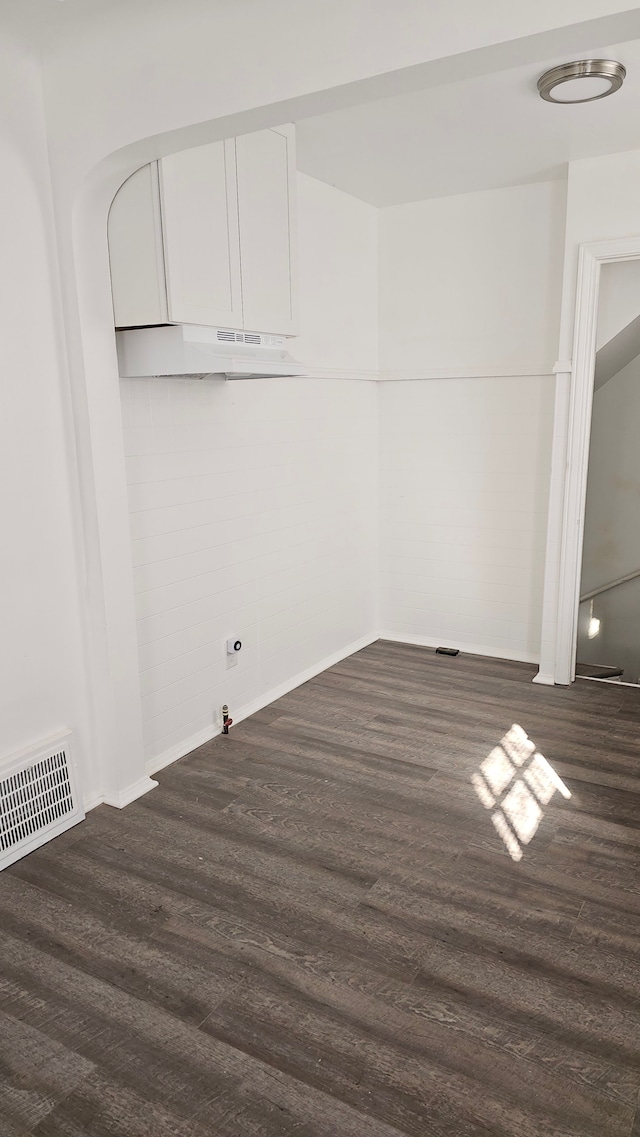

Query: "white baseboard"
(102, 775), (158, 809)
(532, 670), (555, 686)
(82, 791), (105, 812)
(379, 631), (540, 666)
(146, 723), (222, 778)
(145, 631), (379, 778)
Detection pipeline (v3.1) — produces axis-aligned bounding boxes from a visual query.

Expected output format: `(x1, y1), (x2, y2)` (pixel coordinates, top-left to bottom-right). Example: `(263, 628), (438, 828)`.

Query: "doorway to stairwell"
(576, 258), (640, 686)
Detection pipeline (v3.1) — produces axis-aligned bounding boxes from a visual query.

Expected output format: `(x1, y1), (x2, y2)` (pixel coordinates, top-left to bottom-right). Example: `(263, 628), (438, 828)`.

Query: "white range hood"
(116, 325), (306, 380)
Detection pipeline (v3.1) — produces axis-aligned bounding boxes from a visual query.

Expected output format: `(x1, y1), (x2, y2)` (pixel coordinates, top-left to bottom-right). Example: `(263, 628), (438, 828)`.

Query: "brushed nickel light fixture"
(537, 59), (626, 104)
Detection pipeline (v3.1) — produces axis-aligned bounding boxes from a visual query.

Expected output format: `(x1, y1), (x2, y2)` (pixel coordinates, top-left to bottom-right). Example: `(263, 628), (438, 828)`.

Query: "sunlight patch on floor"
(471, 724), (571, 861)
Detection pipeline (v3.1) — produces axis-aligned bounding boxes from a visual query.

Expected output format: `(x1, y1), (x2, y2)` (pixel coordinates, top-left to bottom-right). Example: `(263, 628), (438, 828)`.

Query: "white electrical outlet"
(225, 637), (242, 669)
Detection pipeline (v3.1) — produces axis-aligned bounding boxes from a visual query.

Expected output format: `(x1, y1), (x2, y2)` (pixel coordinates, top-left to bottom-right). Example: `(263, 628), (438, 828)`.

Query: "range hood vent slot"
(216, 329), (277, 346)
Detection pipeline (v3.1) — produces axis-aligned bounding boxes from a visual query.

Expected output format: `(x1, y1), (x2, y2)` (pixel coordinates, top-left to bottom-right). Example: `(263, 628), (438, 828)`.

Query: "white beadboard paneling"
(126, 463), (312, 513)
(380, 557), (539, 586)
(133, 536), (337, 596)
(379, 589), (540, 626)
(380, 573), (540, 606)
(136, 594), (261, 648)
(381, 541), (537, 570)
(137, 611), (258, 673)
(127, 378), (153, 426)
(379, 376), (554, 662)
(140, 637), (241, 699)
(122, 375), (378, 768)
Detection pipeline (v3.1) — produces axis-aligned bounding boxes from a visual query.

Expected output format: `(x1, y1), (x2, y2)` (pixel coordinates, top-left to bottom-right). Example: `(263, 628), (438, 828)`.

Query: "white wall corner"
(82, 791), (106, 812)
(102, 775), (158, 809)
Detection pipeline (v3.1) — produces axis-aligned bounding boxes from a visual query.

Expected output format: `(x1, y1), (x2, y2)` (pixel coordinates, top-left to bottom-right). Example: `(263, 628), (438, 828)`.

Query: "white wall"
(559, 149), (640, 360)
(379, 377), (554, 661)
(377, 180), (562, 662)
(295, 173), (378, 374)
(0, 31), (92, 793)
(121, 174), (378, 770)
(378, 181), (567, 377)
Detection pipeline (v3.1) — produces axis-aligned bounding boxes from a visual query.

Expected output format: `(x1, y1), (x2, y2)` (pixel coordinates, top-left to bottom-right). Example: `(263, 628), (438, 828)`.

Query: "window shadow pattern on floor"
(471, 724), (571, 861)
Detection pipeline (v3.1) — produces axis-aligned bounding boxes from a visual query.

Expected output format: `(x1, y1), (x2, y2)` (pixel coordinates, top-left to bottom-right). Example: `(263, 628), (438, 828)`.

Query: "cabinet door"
(159, 139), (242, 328)
(108, 163), (168, 329)
(235, 126), (298, 336)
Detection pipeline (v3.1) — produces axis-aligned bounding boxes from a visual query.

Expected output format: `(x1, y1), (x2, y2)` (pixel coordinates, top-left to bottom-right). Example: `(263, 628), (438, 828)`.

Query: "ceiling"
(3, 0), (175, 46)
(7, 3), (640, 207)
(296, 38), (640, 205)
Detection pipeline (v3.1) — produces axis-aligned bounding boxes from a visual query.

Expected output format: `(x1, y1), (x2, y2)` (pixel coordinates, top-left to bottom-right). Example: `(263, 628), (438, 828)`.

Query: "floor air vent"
(0, 731), (84, 871)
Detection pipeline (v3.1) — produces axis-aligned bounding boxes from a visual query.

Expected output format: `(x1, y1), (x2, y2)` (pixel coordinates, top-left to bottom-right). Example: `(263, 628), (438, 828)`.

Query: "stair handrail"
(580, 567), (640, 604)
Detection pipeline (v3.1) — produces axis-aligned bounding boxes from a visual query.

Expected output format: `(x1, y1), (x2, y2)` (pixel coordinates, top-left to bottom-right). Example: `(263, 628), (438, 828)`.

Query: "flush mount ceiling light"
(537, 59), (626, 104)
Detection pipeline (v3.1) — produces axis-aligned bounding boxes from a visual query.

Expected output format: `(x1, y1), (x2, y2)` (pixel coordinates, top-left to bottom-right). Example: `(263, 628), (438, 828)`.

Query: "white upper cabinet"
(235, 125), (297, 336)
(159, 138), (242, 329)
(107, 163), (168, 329)
(107, 126), (298, 336)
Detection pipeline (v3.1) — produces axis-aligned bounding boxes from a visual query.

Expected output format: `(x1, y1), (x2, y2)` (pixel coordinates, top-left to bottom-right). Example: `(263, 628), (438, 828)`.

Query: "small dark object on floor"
(436, 646), (459, 656)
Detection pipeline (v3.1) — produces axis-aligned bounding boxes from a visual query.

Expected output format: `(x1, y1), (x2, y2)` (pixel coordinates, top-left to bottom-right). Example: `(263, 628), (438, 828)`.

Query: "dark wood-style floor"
(2, 641), (640, 1137)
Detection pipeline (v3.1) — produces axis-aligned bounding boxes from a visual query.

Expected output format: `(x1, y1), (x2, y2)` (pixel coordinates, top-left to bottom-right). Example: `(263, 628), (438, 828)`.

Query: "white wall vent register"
(0, 731), (85, 871)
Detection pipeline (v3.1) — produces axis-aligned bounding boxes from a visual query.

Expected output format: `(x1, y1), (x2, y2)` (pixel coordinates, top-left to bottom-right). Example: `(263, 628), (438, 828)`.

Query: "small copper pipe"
(222, 704), (233, 735)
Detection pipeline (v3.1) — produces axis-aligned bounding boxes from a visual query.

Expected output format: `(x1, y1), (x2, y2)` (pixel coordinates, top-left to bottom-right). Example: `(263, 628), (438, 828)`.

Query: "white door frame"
(537, 234), (640, 686)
